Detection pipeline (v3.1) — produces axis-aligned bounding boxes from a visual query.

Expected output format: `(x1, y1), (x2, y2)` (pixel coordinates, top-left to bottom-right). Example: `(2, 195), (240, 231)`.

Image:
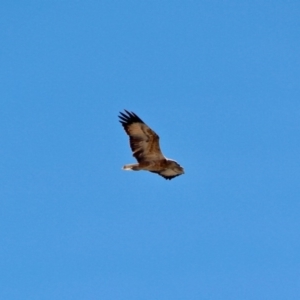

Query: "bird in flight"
(118, 110), (184, 180)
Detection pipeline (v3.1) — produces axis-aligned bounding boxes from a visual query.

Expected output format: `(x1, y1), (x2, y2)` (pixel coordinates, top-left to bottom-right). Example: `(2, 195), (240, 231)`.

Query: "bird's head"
(167, 159), (185, 174)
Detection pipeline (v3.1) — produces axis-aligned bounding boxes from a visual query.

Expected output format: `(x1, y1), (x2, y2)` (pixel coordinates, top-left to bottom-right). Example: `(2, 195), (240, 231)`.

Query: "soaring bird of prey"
(118, 110), (184, 180)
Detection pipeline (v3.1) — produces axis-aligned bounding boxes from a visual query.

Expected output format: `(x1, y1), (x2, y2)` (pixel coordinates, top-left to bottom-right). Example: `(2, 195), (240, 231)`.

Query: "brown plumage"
(118, 110), (184, 180)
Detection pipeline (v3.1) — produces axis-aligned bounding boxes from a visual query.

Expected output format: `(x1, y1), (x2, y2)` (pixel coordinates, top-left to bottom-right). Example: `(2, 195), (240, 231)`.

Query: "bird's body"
(119, 110), (184, 180)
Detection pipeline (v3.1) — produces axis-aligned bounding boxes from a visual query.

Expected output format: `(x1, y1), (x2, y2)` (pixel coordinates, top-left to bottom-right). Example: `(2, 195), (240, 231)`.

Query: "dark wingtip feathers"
(162, 174), (181, 180)
(118, 110), (144, 127)
(151, 171), (181, 180)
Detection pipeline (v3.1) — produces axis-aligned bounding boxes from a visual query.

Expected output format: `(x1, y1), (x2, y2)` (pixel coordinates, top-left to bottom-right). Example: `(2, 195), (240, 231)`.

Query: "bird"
(118, 110), (184, 180)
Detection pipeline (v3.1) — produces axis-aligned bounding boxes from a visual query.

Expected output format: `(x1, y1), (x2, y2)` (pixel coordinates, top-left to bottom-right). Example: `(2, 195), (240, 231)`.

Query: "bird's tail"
(122, 163), (139, 171)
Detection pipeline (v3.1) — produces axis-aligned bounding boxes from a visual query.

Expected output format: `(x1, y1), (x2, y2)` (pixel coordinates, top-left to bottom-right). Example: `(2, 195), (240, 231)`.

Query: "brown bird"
(119, 110), (184, 180)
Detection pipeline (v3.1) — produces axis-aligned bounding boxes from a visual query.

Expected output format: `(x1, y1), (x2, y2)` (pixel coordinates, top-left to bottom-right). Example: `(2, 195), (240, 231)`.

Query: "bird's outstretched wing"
(118, 110), (165, 162)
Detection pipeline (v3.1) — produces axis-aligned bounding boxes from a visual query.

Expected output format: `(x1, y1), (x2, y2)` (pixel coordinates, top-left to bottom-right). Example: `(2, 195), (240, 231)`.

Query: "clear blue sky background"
(1, 1), (300, 299)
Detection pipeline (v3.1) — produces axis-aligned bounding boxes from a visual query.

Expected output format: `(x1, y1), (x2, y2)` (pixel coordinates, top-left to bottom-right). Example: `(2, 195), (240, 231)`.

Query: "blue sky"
(1, 1), (300, 299)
